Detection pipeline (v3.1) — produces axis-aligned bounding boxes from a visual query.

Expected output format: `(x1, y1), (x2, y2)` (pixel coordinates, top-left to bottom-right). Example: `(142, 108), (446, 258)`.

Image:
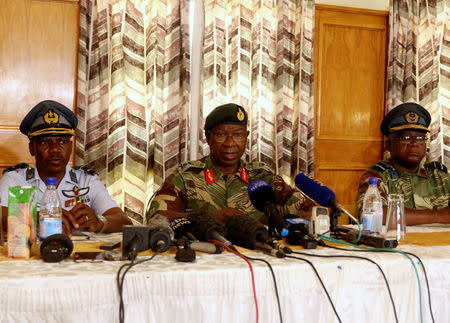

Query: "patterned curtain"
(387, 0), (450, 165)
(201, 0), (315, 182)
(77, 0), (191, 223)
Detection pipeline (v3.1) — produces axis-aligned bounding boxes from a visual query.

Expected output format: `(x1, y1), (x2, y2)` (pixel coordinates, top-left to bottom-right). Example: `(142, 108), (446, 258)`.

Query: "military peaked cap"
(380, 102), (431, 136)
(20, 100), (78, 138)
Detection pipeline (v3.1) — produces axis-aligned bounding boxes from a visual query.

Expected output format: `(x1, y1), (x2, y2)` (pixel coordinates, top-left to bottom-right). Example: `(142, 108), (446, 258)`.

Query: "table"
(0, 226), (449, 323)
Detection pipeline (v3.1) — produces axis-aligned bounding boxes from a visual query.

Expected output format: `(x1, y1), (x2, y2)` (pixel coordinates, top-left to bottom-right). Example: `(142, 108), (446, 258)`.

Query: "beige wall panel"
(314, 5), (388, 219)
(0, 0), (79, 175)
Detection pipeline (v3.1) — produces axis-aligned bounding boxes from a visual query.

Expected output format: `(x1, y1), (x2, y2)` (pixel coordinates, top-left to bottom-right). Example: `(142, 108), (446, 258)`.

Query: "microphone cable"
(116, 253), (159, 323)
(208, 239), (274, 323)
(320, 234), (424, 323)
(292, 249), (398, 323)
(285, 254), (342, 323)
(324, 244), (435, 323)
(244, 256), (283, 323)
(210, 240), (259, 323)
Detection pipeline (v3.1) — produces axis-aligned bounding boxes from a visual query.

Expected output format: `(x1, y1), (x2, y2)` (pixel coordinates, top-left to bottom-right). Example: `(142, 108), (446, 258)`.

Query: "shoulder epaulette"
(2, 163), (29, 175)
(371, 161), (389, 173)
(371, 161), (399, 180)
(179, 160), (205, 172)
(425, 161), (448, 173)
(74, 166), (98, 176)
(249, 161), (272, 171)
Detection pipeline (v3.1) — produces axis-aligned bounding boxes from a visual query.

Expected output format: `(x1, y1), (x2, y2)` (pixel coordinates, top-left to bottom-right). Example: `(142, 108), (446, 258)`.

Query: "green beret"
(20, 100), (78, 138)
(380, 102), (430, 136)
(204, 103), (248, 131)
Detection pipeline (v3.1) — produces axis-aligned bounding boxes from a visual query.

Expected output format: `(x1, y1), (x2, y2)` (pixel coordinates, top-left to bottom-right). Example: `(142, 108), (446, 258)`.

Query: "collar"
(27, 165), (78, 186)
(204, 156), (249, 184)
(388, 158), (429, 178)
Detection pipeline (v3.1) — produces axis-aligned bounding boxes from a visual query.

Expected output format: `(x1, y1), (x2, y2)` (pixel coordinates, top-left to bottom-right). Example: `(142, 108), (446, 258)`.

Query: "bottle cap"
(46, 177), (57, 186)
(368, 178), (378, 185)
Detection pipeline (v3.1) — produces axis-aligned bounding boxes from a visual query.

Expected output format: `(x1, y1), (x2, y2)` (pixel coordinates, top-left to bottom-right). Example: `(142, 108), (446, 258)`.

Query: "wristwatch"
(95, 214), (108, 233)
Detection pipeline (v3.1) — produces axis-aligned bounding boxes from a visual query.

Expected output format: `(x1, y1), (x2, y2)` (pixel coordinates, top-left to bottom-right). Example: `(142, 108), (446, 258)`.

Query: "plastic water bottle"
(362, 178), (383, 233)
(39, 177), (62, 240)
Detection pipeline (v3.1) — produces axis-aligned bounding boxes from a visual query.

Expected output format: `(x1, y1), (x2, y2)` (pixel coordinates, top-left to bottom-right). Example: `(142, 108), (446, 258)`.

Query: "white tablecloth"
(0, 227), (449, 323)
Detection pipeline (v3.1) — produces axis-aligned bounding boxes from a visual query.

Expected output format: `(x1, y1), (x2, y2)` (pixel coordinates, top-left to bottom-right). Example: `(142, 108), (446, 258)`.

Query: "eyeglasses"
(392, 135), (427, 144)
(211, 131), (248, 143)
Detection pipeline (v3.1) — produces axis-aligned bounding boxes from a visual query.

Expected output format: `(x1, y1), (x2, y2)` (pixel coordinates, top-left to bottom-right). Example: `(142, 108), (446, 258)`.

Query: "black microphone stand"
(329, 205), (347, 239)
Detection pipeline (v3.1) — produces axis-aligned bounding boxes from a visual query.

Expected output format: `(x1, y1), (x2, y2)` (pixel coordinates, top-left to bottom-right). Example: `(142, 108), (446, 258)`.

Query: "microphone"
(345, 229), (398, 249)
(294, 173), (358, 232)
(170, 217), (198, 241)
(185, 241), (224, 254)
(122, 225), (150, 260)
(226, 214), (286, 258)
(294, 173), (338, 208)
(175, 245), (196, 262)
(187, 210), (235, 249)
(171, 218), (224, 254)
(285, 223), (318, 249)
(40, 234), (74, 262)
(267, 238), (293, 254)
(147, 215), (174, 252)
(247, 180), (289, 237)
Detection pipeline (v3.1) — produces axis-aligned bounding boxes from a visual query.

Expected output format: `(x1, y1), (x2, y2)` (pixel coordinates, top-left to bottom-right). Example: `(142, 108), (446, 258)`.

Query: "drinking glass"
(383, 194), (406, 242)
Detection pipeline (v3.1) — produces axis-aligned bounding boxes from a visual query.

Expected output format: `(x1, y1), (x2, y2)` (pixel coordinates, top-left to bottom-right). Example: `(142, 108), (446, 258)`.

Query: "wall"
(0, 0), (79, 174)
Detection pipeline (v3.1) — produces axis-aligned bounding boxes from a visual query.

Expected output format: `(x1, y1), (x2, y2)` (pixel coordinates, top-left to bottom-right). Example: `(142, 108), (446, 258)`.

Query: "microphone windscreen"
(175, 246), (196, 262)
(247, 180), (276, 211)
(40, 234), (73, 263)
(147, 215), (173, 252)
(225, 214), (269, 249)
(294, 173), (336, 207)
(148, 214), (174, 237)
(170, 217), (194, 239)
(187, 210), (226, 241)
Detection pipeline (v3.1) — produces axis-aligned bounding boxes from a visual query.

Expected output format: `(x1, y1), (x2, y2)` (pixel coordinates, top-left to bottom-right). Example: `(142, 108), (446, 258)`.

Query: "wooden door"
(0, 0), (79, 175)
(314, 5), (388, 222)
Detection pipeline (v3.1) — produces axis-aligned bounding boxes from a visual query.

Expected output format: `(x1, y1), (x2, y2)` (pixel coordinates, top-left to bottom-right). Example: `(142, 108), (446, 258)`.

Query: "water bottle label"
(362, 213), (373, 232)
(39, 220), (62, 241)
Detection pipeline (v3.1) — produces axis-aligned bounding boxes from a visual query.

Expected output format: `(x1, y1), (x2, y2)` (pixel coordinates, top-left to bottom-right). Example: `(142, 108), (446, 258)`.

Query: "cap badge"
(237, 108), (245, 121)
(43, 109), (59, 124)
(405, 112), (419, 124)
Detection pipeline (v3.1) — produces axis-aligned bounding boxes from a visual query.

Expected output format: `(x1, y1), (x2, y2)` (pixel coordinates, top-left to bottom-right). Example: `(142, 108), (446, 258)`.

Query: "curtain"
(387, 0), (450, 165)
(77, 0), (191, 223)
(77, 0), (314, 222)
(201, 0), (315, 182)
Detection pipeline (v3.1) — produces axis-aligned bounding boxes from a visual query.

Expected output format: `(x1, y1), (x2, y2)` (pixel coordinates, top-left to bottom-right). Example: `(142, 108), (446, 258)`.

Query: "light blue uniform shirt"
(0, 165), (118, 215)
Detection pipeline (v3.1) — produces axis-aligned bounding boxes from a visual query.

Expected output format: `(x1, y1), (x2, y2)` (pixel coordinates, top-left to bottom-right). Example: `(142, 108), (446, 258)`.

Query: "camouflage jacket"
(147, 156), (314, 223)
(356, 158), (450, 218)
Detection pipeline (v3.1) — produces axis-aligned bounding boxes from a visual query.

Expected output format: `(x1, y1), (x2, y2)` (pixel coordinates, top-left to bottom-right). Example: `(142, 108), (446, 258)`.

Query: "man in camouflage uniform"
(356, 102), (450, 225)
(147, 103), (314, 224)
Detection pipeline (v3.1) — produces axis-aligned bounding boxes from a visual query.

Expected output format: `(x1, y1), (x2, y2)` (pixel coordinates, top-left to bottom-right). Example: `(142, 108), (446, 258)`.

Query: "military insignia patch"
(62, 185), (90, 207)
(240, 167), (249, 184)
(237, 107), (245, 121)
(405, 111), (419, 124)
(204, 169), (216, 184)
(43, 109), (59, 124)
